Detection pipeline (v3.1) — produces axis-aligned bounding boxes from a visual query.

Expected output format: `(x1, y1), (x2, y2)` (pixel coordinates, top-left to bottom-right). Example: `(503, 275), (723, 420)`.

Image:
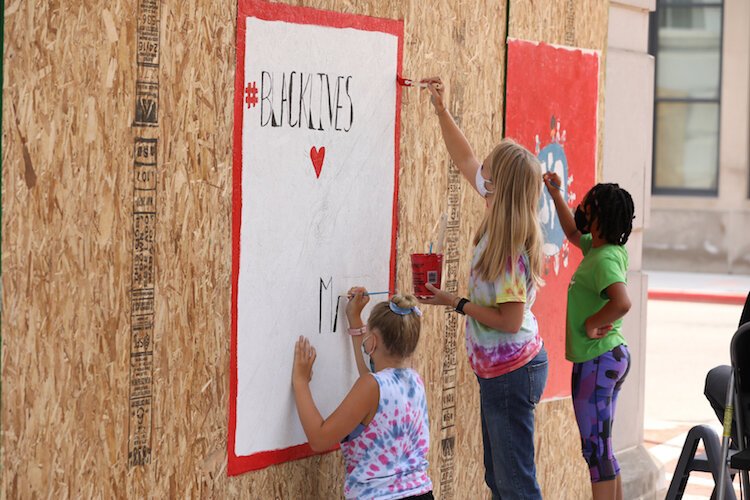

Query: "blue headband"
(389, 302), (422, 317)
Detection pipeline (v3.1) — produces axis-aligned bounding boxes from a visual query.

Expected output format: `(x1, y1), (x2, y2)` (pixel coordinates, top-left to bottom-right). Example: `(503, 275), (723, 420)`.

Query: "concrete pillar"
(603, 1), (663, 498)
(720, 0), (750, 272)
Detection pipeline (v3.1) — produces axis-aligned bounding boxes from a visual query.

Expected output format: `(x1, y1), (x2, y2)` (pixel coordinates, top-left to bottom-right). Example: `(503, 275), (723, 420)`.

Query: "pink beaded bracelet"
(347, 326), (367, 336)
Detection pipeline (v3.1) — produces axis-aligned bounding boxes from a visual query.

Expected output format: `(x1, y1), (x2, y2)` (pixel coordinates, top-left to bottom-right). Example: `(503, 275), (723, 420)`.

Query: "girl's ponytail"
(367, 294), (422, 358)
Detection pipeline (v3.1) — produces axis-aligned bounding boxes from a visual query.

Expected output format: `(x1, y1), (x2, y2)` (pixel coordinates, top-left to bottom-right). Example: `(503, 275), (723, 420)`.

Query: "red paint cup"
(410, 253), (443, 298)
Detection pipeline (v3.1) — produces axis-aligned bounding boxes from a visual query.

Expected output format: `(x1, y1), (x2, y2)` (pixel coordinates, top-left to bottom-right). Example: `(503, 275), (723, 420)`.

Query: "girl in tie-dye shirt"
(292, 289), (433, 500)
(466, 235), (543, 378)
(419, 77), (548, 499)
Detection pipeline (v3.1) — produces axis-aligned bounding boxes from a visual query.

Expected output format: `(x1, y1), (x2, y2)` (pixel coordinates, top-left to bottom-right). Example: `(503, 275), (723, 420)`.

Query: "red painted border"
(230, 0), (403, 476)
(648, 290), (747, 306)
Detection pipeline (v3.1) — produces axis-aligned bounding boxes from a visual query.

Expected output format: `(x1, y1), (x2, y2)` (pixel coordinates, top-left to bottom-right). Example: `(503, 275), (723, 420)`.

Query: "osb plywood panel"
(3, 0), (139, 498)
(536, 398), (592, 499)
(2, 0), (608, 497)
(509, 0), (610, 176)
(509, 0), (609, 49)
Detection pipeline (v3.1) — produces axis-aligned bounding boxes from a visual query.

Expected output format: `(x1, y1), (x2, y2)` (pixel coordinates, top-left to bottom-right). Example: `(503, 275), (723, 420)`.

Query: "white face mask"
(361, 334), (376, 371)
(475, 165), (492, 198)
(361, 335), (375, 357)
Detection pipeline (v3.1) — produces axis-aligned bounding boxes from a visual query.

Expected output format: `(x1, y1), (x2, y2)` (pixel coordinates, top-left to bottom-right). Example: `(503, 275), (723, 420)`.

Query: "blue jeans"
(477, 347), (548, 500)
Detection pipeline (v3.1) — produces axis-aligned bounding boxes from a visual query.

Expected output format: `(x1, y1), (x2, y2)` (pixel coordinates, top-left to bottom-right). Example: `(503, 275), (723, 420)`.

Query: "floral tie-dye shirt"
(467, 235), (542, 379)
(340, 368), (432, 500)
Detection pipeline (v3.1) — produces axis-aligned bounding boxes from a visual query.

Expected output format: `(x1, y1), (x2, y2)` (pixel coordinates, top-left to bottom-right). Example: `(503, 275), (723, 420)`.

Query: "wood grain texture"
(2, 0), (608, 497)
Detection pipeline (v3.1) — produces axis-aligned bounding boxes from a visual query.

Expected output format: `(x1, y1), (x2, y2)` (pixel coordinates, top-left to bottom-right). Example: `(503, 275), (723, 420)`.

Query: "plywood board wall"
(2, 0), (608, 497)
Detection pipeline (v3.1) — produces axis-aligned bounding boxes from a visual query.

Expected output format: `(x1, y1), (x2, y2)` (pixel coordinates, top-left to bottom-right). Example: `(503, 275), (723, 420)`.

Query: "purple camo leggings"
(571, 344), (631, 482)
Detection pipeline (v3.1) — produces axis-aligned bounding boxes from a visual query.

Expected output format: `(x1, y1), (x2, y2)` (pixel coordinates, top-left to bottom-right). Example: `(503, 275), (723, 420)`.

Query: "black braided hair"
(583, 183), (635, 245)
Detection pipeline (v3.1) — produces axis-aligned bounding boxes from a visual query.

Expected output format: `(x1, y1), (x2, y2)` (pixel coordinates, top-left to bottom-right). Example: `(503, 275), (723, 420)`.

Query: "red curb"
(648, 290), (747, 305)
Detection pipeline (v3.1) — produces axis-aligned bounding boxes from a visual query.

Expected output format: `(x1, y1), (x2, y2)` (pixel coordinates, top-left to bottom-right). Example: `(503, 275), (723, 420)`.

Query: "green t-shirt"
(566, 234), (628, 363)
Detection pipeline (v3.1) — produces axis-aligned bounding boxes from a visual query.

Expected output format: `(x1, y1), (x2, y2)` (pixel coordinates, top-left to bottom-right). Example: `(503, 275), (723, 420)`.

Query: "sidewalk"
(648, 270), (750, 305)
(644, 270), (749, 499)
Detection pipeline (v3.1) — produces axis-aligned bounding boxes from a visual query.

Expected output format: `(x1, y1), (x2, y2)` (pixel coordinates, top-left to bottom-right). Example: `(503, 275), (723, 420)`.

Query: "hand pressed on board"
(292, 336), (316, 385)
(417, 282), (457, 307)
(420, 76), (446, 114)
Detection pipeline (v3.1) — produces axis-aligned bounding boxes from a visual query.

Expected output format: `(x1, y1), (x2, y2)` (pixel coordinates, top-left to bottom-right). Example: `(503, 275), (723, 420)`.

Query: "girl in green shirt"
(544, 172), (635, 500)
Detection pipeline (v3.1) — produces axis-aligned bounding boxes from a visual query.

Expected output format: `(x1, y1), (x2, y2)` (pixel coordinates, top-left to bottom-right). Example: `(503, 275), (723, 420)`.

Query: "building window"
(650, 0), (723, 195)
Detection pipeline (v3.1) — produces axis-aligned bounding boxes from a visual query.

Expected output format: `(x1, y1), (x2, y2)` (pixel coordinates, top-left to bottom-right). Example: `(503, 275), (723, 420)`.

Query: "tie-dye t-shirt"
(340, 368), (432, 500)
(466, 235), (542, 379)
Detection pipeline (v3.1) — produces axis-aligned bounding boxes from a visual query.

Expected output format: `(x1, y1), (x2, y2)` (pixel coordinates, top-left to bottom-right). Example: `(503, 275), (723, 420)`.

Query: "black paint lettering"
(334, 75), (345, 131)
(260, 71), (273, 127)
(280, 72), (289, 128)
(319, 277), (333, 334)
(258, 70), (354, 133)
(333, 296), (341, 332)
(288, 71), (298, 127)
(344, 76), (354, 132)
(322, 73), (336, 130)
(317, 73), (327, 131)
(299, 73), (313, 129)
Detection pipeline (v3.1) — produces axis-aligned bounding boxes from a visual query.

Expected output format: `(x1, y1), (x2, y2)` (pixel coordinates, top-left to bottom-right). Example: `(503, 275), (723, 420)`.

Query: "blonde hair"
(473, 139), (544, 286)
(367, 294), (422, 358)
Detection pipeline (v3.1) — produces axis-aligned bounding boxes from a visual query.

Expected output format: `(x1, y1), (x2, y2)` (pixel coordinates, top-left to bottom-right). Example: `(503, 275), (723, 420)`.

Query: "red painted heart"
(310, 146), (326, 178)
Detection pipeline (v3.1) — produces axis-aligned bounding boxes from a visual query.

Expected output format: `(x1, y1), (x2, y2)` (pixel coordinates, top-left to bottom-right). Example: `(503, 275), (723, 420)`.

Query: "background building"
(645, 0), (750, 274)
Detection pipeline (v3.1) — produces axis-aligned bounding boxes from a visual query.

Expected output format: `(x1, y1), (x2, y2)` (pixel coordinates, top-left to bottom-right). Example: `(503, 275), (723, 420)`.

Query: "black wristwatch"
(455, 298), (469, 315)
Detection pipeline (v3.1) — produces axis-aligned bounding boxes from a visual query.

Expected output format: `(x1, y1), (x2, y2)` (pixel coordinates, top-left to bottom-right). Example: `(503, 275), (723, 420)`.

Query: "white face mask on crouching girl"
(361, 334), (376, 371)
